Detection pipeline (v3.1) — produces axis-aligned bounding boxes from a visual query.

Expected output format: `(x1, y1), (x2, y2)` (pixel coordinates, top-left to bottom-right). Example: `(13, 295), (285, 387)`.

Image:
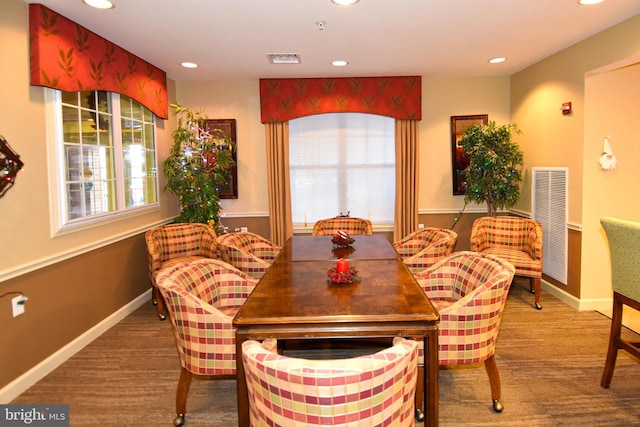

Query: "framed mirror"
(451, 114), (488, 195)
(204, 119), (238, 199)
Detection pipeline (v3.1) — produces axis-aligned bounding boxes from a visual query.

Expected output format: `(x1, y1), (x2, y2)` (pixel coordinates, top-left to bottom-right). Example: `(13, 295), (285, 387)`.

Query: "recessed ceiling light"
(331, 60), (349, 67)
(578, 0), (605, 4)
(488, 57), (507, 64)
(267, 54), (301, 64)
(331, 0), (360, 5)
(180, 62), (199, 69)
(82, 0), (115, 9)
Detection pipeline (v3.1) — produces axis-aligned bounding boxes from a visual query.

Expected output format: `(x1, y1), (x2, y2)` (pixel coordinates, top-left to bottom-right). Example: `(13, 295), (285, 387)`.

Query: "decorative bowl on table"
(331, 230), (355, 248)
(327, 266), (360, 284)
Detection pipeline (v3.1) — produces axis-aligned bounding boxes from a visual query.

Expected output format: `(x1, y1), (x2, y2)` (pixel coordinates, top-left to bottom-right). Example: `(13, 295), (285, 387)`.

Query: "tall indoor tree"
(458, 121), (524, 216)
(162, 104), (235, 226)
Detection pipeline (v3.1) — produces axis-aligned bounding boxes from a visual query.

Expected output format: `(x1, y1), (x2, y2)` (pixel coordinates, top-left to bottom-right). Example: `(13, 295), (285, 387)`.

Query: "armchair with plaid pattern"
(311, 216), (373, 236)
(393, 227), (458, 274)
(470, 216), (543, 309)
(242, 337), (419, 427)
(215, 231), (281, 279)
(413, 251), (515, 415)
(145, 223), (218, 320)
(156, 258), (261, 427)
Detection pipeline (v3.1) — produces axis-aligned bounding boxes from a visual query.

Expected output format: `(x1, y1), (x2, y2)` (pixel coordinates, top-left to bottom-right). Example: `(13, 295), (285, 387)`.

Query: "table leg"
(235, 331), (250, 427)
(426, 331), (439, 426)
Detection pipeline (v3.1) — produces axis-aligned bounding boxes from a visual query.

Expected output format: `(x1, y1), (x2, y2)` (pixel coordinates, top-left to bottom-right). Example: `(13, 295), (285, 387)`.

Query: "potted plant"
(162, 103), (236, 227)
(458, 121), (523, 217)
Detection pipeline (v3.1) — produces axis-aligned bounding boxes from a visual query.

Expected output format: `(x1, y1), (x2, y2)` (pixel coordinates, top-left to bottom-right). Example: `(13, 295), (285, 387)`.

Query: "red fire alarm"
(562, 102), (572, 116)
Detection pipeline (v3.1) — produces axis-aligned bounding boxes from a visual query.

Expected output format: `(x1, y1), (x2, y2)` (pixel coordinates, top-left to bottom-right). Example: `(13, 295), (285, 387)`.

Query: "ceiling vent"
(267, 54), (301, 64)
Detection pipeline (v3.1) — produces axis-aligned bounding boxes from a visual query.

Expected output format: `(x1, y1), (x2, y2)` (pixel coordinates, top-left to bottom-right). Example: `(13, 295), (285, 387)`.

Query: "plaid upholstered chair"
(145, 223), (218, 320)
(470, 216), (543, 309)
(242, 337), (419, 427)
(156, 258), (261, 427)
(393, 227), (458, 274)
(413, 252), (515, 416)
(311, 216), (373, 236)
(600, 217), (640, 388)
(215, 231), (281, 279)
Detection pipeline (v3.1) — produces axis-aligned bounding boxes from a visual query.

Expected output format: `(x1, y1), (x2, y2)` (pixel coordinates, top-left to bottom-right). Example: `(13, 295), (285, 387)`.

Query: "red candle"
(336, 258), (349, 273)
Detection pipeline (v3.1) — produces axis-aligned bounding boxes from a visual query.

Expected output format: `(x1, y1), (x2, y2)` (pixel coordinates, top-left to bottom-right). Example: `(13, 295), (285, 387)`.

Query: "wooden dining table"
(233, 234), (440, 426)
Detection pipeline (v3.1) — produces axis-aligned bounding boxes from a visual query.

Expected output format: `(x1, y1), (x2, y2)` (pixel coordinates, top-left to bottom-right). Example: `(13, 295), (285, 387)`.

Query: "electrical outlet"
(418, 223), (425, 229)
(11, 295), (27, 317)
(240, 227), (248, 233)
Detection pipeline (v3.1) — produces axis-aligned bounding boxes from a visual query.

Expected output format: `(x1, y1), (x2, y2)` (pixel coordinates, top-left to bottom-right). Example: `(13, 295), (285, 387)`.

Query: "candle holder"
(331, 230), (355, 248)
(326, 266), (360, 284)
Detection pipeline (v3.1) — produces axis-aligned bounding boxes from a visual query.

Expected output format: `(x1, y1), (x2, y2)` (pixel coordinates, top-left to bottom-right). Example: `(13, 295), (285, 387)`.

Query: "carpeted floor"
(11, 278), (640, 426)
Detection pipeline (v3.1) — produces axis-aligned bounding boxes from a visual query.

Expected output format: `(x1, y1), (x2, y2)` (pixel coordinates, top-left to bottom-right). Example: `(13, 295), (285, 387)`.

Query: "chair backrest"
(311, 217), (373, 236)
(415, 251), (515, 365)
(156, 259), (257, 376)
(242, 337), (419, 427)
(217, 231), (281, 263)
(600, 217), (640, 301)
(393, 227), (458, 258)
(471, 216), (542, 255)
(145, 223), (217, 264)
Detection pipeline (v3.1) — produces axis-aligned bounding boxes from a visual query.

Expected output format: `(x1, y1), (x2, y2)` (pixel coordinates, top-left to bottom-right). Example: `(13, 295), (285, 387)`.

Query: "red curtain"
(29, 4), (168, 119)
(260, 76), (421, 123)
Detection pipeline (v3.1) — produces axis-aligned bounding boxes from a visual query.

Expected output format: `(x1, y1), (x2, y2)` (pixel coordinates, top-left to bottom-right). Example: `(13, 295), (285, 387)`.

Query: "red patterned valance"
(29, 4), (168, 119)
(260, 76), (421, 123)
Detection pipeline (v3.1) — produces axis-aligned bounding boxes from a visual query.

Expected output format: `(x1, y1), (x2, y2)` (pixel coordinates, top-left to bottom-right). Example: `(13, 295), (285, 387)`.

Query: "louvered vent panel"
(532, 168), (568, 283)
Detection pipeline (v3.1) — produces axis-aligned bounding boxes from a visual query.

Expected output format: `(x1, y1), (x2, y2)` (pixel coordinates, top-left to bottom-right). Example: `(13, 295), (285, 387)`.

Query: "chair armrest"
(217, 243), (271, 279)
(402, 235), (457, 274)
(524, 226), (543, 261)
(470, 224), (488, 252)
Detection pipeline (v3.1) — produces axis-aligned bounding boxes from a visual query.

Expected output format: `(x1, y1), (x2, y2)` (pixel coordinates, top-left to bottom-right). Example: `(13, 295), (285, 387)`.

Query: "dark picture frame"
(451, 114), (488, 195)
(204, 119), (238, 199)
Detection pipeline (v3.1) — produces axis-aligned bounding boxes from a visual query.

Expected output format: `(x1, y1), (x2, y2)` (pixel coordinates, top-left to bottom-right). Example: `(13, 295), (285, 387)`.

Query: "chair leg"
(155, 286), (166, 320)
(484, 354), (503, 413)
(174, 367), (192, 426)
(530, 277), (542, 310)
(415, 366), (425, 422)
(601, 293), (623, 388)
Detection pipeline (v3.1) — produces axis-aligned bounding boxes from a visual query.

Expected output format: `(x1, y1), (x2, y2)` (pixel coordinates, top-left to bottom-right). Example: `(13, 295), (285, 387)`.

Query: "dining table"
(233, 234), (440, 426)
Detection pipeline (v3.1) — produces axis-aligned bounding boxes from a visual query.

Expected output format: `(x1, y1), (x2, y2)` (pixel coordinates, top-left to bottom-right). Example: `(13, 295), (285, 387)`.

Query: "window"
(289, 113), (395, 227)
(46, 89), (158, 234)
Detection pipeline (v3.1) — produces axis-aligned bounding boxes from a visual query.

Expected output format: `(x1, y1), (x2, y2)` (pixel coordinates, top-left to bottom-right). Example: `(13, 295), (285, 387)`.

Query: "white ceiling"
(28, 0), (640, 82)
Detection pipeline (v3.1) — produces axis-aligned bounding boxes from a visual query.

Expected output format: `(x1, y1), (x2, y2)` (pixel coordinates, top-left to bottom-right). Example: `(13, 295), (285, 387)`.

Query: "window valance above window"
(29, 4), (168, 119)
(259, 76), (421, 123)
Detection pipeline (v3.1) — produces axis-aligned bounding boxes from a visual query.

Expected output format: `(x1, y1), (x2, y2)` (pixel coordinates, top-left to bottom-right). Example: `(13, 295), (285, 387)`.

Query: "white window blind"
(289, 113), (395, 226)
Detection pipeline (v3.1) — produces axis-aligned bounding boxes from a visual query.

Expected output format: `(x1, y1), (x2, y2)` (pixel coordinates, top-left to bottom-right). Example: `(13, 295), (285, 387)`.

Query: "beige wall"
(176, 77), (511, 221)
(510, 13), (640, 307)
(582, 62), (640, 302)
(0, 0), (179, 396)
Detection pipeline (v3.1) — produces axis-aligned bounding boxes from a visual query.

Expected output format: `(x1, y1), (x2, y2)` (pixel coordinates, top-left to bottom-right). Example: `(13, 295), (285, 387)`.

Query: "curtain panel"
(29, 4), (168, 119)
(259, 76), (421, 123)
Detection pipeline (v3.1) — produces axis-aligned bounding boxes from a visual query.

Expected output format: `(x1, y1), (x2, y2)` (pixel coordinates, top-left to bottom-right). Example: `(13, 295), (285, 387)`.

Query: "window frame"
(289, 112), (396, 231)
(45, 88), (159, 237)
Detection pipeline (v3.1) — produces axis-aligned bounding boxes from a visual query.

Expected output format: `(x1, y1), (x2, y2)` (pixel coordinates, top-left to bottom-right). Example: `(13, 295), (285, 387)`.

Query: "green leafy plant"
(162, 103), (235, 225)
(458, 121), (523, 216)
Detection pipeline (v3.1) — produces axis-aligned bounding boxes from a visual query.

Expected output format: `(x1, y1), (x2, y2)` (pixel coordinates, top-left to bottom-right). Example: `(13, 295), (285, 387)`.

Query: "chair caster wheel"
(415, 408), (425, 422)
(158, 313), (166, 321)
(535, 302), (542, 310)
(173, 414), (185, 426)
(492, 399), (504, 413)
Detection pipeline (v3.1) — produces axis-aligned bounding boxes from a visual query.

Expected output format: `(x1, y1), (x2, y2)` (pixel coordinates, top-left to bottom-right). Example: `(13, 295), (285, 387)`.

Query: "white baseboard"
(0, 290), (151, 404)
(541, 279), (611, 312)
